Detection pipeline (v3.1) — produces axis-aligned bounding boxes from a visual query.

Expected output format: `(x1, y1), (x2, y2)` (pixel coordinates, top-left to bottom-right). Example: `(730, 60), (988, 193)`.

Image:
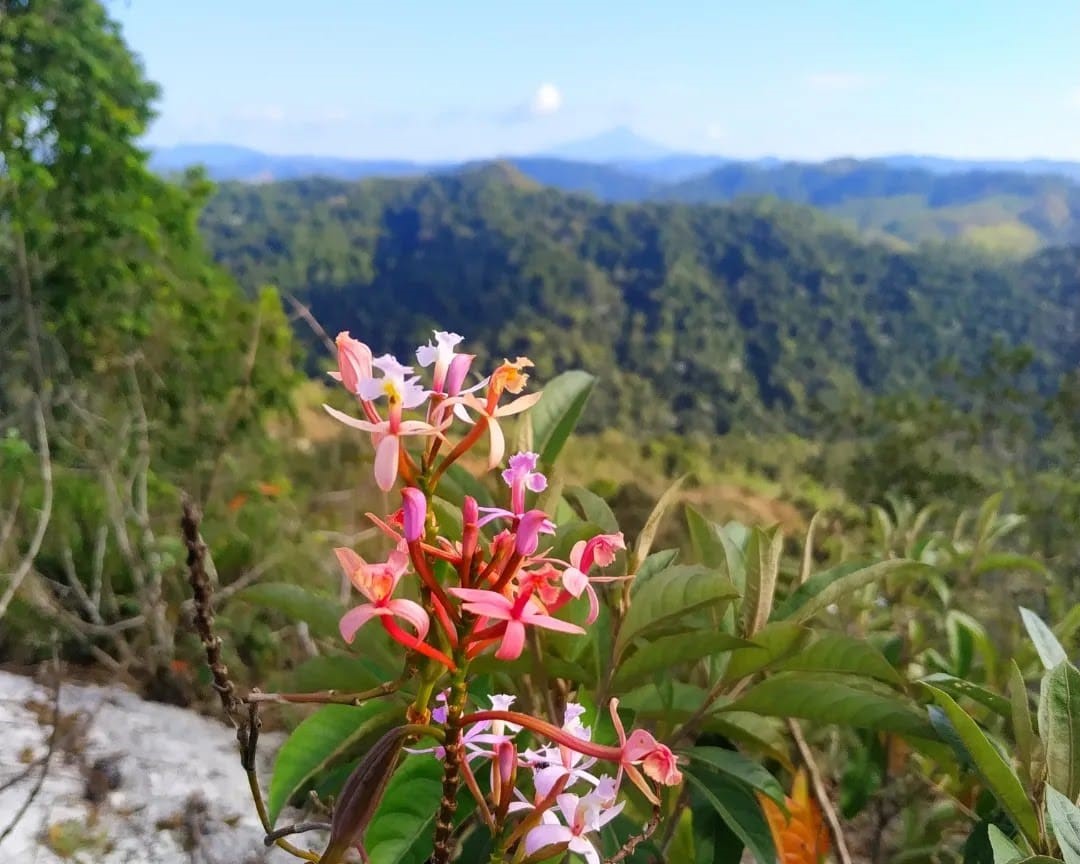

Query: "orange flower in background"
(758, 768), (831, 864)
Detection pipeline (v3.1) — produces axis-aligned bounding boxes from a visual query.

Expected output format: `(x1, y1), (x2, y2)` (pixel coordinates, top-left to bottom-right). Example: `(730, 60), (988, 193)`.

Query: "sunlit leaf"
(772, 559), (932, 624)
(1039, 661), (1080, 800)
(1046, 786), (1080, 864)
(685, 766), (777, 864)
(686, 747), (785, 806)
(1020, 607), (1068, 670)
(531, 370), (596, 466)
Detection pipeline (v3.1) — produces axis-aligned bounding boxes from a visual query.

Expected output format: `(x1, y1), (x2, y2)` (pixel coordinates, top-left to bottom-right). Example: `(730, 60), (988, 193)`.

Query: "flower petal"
(496, 391), (543, 417)
(496, 620), (526, 660)
(522, 612), (585, 635)
(387, 598), (430, 639)
(339, 604), (386, 643)
(524, 824), (573, 858)
(449, 588), (512, 607)
(373, 434), (400, 492)
(334, 547), (364, 579)
(323, 403), (382, 433)
(487, 418), (505, 469)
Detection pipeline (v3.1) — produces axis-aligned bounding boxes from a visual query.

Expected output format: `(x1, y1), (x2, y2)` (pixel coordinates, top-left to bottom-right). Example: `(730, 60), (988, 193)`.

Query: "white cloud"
(530, 83), (563, 116)
(805, 72), (868, 92)
(705, 122), (726, 142)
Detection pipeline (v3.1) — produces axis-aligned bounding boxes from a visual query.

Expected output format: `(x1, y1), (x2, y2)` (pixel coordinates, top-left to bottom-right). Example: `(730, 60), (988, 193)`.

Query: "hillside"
(160, 141), (1080, 253)
(200, 169), (1080, 438)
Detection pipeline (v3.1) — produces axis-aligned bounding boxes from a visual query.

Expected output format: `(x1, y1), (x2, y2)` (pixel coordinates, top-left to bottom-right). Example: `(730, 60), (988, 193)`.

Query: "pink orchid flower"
(331, 332), (373, 395)
(446, 358), (542, 468)
(323, 355), (442, 491)
(450, 585), (584, 660)
(334, 548), (429, 643)
(477, 451), (550, 526)
(523, 784), (625, 864)
(416, 331), (468, 395)
(561, 533), (629, 624)
(609, 698), (683, 802)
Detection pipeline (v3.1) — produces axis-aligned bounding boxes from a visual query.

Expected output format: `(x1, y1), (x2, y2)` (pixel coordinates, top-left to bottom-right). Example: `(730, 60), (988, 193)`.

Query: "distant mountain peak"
(545, 126), (674, 163)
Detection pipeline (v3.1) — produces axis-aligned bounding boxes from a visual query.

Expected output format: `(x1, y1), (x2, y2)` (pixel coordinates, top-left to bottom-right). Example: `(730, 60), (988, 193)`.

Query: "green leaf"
(438, 462), (495, 508)
(1040, 661), (1080, 800)
(1047, 786), (1080, 864)
(772, 559), (932, 624)
(531, 370), (596, 465)
(633, 548), (679, 588)
(363, 755), (446, 864)
(1009, 661), (1039, 791)
(686, 505), (727, 569)
(234, 582), (342, 639)
(613, 631), (753, 690)
(685, 767), (777, 864)
(740, 526), (784, 638)
(926, 687), (1040, 845)
(286, 656), (396, 694)
(1021, 607), (1068, 671)
(727, 672), (935, 737)
(686, 747), (785, 806)
(619, 680), (713, 721)
(921, 673), (1012, 717)
(268, 702), (400, 825)
(973, 554), (1048, 577)
(721, 622), (810, 685)
(632, 475), (687, 566)
(615, 565), (739, 659)
(987, 824), (1025, 864)
(704, 713), (793, 770)
(565, 485), (619, 534)
(775, 633), (903, 686)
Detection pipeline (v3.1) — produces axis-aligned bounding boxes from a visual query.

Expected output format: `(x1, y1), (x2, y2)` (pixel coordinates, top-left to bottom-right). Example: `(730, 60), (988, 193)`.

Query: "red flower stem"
(490, 550), (524, 595)
(381, 617), (456, 670)
(459, 711), (623, 762)
(408, 540), (459, 623)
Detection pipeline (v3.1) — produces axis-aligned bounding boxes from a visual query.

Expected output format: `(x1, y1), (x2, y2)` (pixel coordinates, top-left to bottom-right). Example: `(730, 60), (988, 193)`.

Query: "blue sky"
(108, 0), (1080, 161)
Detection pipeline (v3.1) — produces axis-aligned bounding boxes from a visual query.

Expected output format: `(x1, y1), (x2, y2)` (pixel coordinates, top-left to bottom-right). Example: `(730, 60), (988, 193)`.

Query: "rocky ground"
(0, 669), (312, 863)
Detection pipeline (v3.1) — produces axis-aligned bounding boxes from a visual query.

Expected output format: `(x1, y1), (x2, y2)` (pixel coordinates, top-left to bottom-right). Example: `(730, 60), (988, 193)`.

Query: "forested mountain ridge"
(200, 169), (1080, 437)
(161, 146), (1080, 253)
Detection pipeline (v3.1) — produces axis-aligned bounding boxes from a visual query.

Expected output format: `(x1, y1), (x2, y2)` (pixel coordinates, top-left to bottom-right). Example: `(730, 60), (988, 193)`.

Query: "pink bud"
(401, 487), (427, 542)
(444, 353), (475, 396)
(462, 496), (479, 527)
(335, 332), (373, 395)
(515, 509), (556, 556)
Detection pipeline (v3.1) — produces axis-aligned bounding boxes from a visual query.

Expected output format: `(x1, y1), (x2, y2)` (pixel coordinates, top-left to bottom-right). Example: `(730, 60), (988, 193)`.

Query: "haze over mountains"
(156, 127), (1080, 254)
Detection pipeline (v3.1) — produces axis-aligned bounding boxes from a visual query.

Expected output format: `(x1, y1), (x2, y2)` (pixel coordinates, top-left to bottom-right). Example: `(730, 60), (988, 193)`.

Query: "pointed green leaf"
(615, 565), (740, 659)
(722, 622), (809, 685)
(776, 633), (903, 685)
(685, 767), (777, 864)
(926, 687), (1040, 845)
(772, 559), (932, 624)
(973, 554), (1048, 577)
(565, 485), (619, 534)
(1021, 607), (1068, 671)
(633, 475), (687, 567)
(1009, 660), (1038, 791)
(686, 747), (785, 806)
(1040, 661), (1080, 800)
(687, 505), (726, 569)
(740, 526), (784, 638)
(613, 631), (754, 690)
(235, 582), (342, 639)
(632, 548), (679, 589)
(726, 672), (934, 737)
(987, 824), (1025, 864)
(1047, 786), (1080, 864)
(921, 673), (1011, 717)
(531, 370), (596, 466)
(268, 702), (400, 824)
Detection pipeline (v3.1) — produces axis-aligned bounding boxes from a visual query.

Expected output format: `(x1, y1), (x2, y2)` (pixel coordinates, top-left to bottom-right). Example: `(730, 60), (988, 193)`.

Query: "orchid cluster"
(322, 330), (682, 863)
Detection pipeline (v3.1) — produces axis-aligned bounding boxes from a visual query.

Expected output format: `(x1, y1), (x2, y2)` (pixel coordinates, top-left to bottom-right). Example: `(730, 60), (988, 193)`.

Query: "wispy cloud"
(705, 122), (726, 142)
(805, 72), (869, 92)
(1068, 86), (1080, 108)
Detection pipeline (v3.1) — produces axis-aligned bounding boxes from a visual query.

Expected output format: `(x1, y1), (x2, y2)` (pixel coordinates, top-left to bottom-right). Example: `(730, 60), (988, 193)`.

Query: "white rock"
(0, 670), (306, 862)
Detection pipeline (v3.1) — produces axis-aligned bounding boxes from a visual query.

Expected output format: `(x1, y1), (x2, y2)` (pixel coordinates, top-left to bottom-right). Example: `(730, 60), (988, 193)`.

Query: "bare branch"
(787, 718), (854, 864)
(0, 400), (53, 621)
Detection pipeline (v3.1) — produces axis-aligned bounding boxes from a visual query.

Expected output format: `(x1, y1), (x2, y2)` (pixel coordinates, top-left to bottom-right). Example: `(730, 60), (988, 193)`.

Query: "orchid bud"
(515, 509), (556, 556)
(334, 331), (373, 395)
(401, 487), (427, 542)
(462, 495), (479, 528)
(320, 727), (406, 864)
(492, 739), (518, 820)
(444, 351), (475, 397)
